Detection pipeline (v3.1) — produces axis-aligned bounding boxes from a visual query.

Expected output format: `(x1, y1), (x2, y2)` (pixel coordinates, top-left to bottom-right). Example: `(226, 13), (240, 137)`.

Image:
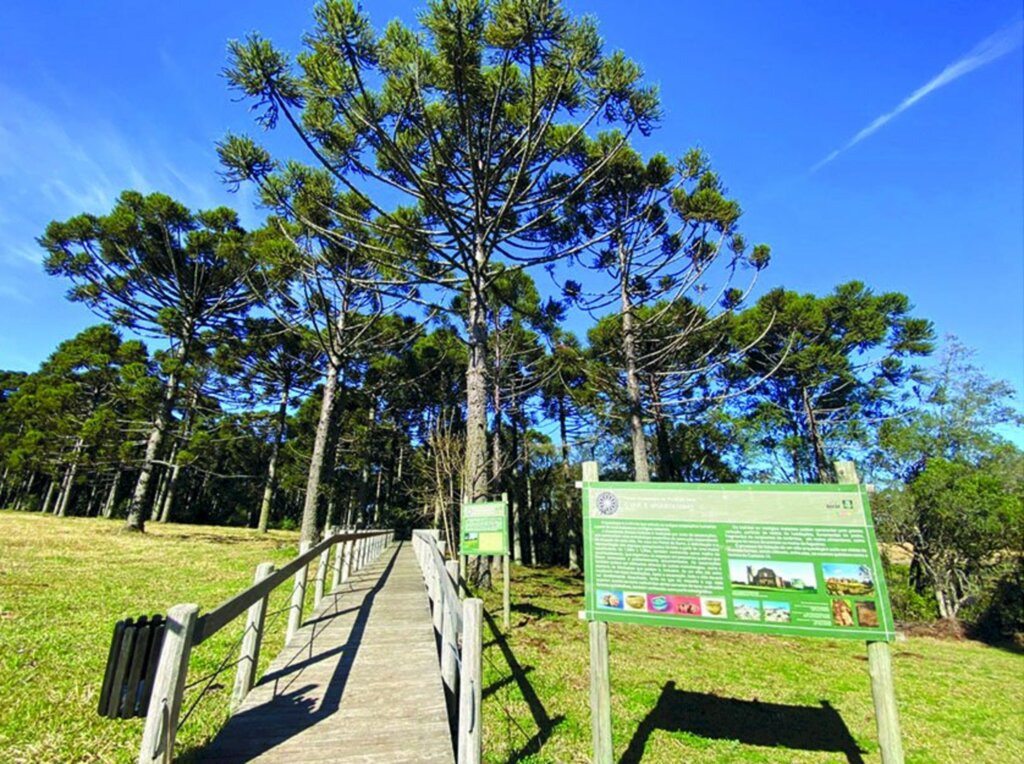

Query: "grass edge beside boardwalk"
(471, 564), (1023, 764)
(1, 513), (1022, 763)
(0, 511), (305, 764)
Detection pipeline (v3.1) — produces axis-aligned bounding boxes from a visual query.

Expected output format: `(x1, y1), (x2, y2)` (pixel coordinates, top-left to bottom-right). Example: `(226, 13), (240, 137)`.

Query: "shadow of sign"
(619, 681), (866, 764)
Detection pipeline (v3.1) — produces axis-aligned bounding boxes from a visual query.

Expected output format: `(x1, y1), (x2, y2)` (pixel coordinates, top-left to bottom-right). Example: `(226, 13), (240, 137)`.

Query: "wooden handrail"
(412, 529), (481, 764)
(193, 529), (387, 645)
(138, 527), (394, 764)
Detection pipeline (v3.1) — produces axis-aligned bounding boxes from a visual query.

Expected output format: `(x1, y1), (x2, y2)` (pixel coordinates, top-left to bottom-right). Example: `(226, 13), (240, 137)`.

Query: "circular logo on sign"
(595, 491), (619, 516)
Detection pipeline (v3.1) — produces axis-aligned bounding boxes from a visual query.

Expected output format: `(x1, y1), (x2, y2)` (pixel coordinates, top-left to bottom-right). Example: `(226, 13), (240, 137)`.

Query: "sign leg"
(502, 554), (510, 630)
(867, 640), (905, 763)
(589, 620), (613, 764)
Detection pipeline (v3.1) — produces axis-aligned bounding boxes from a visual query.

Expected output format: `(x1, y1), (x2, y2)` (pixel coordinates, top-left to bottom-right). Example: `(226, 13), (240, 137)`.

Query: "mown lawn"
(0, 511), (303, 763)
(474, 566), (1023, 764)
(1, 512), (1021, 763)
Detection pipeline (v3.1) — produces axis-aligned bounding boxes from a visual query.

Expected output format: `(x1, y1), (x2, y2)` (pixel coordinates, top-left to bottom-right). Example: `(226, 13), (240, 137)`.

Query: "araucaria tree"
(40, 191), (253, 531)
(567, 141), (769, 480)
(730, 282), (934, 483)
(219, 0), (658, 501)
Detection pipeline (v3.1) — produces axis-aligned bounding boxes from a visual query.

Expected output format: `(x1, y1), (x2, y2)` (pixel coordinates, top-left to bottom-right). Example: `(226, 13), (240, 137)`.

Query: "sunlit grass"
(0, 510), (304, 763)
(474, 564), (1023, 763)
(1, 512), (1020, 763)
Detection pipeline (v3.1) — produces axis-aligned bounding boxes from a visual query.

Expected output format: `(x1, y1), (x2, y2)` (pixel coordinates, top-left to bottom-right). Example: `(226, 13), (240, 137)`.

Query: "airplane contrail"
(811, 19), (1023, 173)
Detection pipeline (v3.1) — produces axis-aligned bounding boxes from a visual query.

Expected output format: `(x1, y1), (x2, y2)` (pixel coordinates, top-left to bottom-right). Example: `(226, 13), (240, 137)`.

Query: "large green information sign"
(582, 482), (896, 641)
(460, 500), (509, 556)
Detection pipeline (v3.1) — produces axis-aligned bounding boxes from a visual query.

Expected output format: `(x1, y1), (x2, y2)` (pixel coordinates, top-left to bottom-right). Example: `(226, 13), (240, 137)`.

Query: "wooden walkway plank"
(197, 542), (454, 763)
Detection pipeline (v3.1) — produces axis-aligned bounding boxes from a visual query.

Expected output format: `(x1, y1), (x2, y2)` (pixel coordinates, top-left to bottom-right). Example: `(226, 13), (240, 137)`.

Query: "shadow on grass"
(481, 608), (565, 764)
(175, 543), (402, 763)
(619, 681), (865, 764)
(511, 602), (562, 619)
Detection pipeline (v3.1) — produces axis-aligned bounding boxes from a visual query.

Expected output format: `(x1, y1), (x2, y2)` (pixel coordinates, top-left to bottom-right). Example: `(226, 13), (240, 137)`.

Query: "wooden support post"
(313, 546), (330, 609)
(232, 563), (274, 709)
(342, 539), (353, 584)
(589, 620), (613, 764)
(441, 560), (460, 699)
(138, 603), (198, 764)
(431, 556), (443, 635)
(502, 553), (511, 630)
(582, 460), (612, 764)
(331, 537), (345, 589)
(459, 554), (467, 595)
(835, 459), (904, 764)
(458, 598), (483, 764)
(286, 540), (311, 644)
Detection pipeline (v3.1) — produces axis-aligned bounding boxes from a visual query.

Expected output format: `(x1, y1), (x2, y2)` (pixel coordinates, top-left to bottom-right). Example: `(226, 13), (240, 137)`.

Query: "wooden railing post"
(342, 539), (353, 583)
(458, 598), (483, 764)
(232, 563), (274, 709)
(313, 544), (331, 610)
(331, 534), (345, 589)
(138, 603), (198, 764)
(431, 555), (444, 636)
(286, 540), (311, 644)
(441, 560), (460, 701)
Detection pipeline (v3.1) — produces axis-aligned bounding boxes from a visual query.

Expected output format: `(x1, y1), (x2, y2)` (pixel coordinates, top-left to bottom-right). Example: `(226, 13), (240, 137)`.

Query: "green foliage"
(730, 281), (934, 482)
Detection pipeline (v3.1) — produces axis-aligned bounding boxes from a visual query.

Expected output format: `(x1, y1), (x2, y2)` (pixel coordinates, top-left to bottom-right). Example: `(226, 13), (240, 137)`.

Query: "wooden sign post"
(581, 460), (904, 763)
(835, 460), (904, 764)
(583, 461), (613, 763)
(460, 494), (512, 630)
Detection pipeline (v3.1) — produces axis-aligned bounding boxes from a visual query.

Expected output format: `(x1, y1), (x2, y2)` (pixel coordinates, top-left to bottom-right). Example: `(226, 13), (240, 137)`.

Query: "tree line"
(0, 0), (1019, 636)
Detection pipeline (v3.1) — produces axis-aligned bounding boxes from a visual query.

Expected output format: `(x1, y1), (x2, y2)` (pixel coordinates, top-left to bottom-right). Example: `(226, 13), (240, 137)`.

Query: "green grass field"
(1, 511), (1021, 763)
(0, 511), (303, 763)
(475, 569), (1022, 764)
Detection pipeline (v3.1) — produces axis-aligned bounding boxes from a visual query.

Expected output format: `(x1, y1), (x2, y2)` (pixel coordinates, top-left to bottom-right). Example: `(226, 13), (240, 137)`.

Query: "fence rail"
(413, 529), (483, 764)
(137, 527), (394, 764)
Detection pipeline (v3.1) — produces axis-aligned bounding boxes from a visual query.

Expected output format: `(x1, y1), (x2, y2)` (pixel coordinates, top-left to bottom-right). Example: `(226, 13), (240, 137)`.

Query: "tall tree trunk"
(41, 476), (58, 514)
(158, 459), (182, 523)
(125, 342), (187, 532)
(650, 380), (675, 481)
(102, 469), (122, 519)
(559, 395), (580, 572)
(301, 359), (340, 544)
(159, 381), (201, 523)
(258, 386), (290, 533)
(56, 437), (84, 517)
(620, 245), (649, 481)
(464, 260), (489, 503)
(86, 478), (102, 517)
(802, 387), (833, 483)
(21, 471), (37, 511)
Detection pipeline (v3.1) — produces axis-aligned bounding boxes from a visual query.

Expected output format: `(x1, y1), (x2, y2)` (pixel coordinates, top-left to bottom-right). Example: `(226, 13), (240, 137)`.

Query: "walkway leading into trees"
(198, 542), (454, 763)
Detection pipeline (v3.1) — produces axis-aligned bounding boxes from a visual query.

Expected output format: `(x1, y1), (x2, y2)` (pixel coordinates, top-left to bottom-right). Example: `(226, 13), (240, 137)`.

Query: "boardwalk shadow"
(182, 543), (402, 762)
(481, 608), (565, 764)
(619, 681), (865, 764)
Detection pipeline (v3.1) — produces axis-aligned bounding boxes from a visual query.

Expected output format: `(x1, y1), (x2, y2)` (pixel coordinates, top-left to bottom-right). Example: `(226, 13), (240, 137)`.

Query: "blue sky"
(1, 1), (1021, 417)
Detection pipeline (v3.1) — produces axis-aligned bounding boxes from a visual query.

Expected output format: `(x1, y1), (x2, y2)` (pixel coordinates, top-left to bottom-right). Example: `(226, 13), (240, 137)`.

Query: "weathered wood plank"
(198, 543), (454, 763)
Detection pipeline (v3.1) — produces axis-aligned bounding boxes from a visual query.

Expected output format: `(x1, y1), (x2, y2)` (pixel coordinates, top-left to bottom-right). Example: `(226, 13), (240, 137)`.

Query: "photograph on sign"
(582, 482), (896, 641)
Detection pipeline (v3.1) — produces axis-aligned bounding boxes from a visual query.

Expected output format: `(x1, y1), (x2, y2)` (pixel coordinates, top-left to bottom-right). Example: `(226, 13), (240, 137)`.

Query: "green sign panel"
(582, 482), (896, 641)
(460, 500), (509, 556)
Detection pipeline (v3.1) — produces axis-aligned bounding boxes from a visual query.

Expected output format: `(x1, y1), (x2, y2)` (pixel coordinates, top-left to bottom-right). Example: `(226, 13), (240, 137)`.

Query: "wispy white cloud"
(0, 83), (229, 269)
(811, 19), (1023, 173)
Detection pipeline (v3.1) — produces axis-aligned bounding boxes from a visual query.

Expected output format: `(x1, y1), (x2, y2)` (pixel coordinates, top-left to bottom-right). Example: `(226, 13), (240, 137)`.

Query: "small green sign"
(460, 500), (509, 556)
(582, 482), (896, 641)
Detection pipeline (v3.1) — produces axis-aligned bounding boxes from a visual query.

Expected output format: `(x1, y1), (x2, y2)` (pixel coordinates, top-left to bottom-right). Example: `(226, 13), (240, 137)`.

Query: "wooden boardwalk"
(198, 541), (454, 763)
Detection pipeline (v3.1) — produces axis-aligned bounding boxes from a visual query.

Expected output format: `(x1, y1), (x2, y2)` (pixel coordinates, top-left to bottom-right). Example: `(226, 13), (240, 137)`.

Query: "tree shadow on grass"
(481, 608), (566, 764)
(619, 681), (865, 764)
